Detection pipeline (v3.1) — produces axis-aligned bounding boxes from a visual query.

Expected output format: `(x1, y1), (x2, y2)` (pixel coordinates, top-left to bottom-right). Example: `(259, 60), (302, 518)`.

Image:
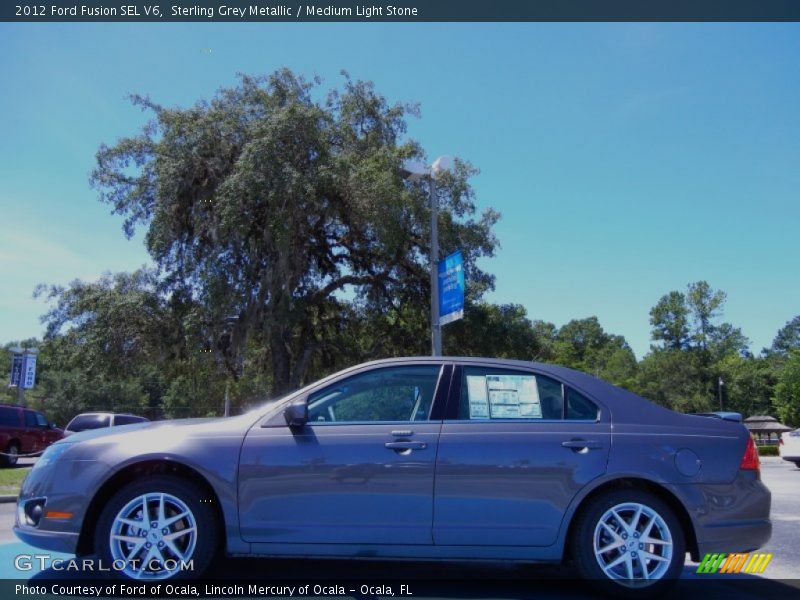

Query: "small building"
(744, 415), (793, 445)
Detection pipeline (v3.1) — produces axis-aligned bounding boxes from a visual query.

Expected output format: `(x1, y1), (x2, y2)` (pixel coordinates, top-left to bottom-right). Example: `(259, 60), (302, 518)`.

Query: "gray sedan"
(15, 357), (771, 594)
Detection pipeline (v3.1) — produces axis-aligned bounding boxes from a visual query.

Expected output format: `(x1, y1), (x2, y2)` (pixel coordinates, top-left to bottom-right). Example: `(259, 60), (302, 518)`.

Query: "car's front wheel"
(571, 489), (686, 596)
(94, 476), (219, 580)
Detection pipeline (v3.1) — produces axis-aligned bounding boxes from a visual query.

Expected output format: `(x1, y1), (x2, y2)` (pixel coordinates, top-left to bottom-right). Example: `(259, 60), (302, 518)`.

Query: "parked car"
(63, 412), (149, 436)
(779, 428), (800, 467)
(16, 357), (771, 593)
(0, 403), (63, 467)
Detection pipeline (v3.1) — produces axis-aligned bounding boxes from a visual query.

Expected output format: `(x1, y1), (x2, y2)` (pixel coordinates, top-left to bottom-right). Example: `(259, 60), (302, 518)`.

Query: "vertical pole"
(429, 176), (441, 356)
(17, 351), (27, 407)
(718, 377), (723, 411)
(224, 380), (231, 417)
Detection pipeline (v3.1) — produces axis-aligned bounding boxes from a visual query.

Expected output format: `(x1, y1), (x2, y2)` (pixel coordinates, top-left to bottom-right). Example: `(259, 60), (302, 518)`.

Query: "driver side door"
(238, 363), (449, 546)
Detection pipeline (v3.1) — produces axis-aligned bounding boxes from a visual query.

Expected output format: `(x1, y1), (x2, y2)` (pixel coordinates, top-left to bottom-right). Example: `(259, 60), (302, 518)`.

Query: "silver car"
(15, 357), (771, 593)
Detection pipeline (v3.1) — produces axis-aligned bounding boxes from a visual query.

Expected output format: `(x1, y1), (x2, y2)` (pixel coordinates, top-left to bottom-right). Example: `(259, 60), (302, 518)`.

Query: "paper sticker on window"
(486, 375), (542, 419)
(466, 375), (490, 419)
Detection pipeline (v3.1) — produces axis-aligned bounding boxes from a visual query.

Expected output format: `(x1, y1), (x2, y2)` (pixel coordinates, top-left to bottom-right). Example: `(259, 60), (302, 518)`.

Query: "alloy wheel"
(108, 492), (197, 580)
(592, 501), (673, 587)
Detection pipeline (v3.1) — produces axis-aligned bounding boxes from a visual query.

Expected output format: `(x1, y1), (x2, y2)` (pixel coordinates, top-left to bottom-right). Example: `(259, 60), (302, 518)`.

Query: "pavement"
(0, 456), (796, 598)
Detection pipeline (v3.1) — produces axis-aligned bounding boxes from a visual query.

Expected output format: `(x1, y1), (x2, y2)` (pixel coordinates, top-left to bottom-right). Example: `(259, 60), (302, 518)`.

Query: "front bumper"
(13, 524), (79, 554)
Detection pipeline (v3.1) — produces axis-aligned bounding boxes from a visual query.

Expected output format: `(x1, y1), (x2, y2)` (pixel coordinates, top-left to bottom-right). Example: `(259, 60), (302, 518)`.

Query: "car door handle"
(391, 430), (413, 437)
(385, 441), (427, 451)
(561, 439), (602, 450)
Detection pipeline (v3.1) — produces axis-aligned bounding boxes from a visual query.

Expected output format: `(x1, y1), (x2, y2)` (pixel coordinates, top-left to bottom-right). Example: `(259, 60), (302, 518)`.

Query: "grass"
(0, 466), (30, 495)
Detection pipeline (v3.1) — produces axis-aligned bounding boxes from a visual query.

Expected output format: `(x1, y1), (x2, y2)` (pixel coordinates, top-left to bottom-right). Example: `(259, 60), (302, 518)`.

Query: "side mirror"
(50, 422), (58, 429)
(283, 400), (308, 428)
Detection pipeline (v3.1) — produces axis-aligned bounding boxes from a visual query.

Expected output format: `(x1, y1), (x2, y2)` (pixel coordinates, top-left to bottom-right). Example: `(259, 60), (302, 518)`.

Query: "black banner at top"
(3, 0), (800, 22)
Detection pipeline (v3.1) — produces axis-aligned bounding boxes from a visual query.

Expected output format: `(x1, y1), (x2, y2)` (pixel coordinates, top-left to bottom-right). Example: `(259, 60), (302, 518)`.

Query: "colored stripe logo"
(696, 552), (772, 574)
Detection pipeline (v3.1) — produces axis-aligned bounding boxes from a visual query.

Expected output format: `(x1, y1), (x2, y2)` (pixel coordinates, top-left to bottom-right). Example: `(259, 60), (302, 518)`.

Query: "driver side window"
(307, 365), (441, 423)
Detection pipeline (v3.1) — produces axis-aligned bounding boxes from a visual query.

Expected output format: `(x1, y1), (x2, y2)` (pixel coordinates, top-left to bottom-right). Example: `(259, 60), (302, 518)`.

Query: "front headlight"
(32, 442), (74, 471)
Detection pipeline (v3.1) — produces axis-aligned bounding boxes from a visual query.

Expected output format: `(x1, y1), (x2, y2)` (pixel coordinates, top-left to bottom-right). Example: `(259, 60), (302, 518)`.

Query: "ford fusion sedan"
(15, 357), (771, 593)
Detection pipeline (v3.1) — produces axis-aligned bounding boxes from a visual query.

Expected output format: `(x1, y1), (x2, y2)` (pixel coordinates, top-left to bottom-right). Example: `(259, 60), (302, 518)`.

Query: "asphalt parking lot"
(0, 457), (797, 599)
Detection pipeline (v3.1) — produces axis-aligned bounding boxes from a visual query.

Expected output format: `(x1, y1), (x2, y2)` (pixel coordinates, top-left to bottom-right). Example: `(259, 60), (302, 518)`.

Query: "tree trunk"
(270, 329), (292, 395)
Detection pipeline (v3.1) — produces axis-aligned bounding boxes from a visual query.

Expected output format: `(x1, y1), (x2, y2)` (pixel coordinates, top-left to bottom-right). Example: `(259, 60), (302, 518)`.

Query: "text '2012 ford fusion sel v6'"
(15, 357), (770, 594)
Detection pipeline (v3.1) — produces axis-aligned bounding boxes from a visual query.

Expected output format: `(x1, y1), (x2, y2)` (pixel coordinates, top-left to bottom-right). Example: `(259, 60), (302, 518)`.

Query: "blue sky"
(1, 23), (798, 358)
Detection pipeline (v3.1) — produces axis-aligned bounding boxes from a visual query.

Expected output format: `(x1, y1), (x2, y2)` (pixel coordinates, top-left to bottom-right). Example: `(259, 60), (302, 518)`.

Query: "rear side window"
(458, 368), (600, 421)
(24, 411), (37, 427)
(67, 414), (112, 432)
(0, 407), (19, 426)
(459, 368), (564, 420)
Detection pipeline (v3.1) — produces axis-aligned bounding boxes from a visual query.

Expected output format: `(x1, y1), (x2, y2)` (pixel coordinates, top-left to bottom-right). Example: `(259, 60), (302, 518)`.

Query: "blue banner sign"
(438, 251), (465, 326)
(22, 354), (37, 389)
(9, 354), (23, 387)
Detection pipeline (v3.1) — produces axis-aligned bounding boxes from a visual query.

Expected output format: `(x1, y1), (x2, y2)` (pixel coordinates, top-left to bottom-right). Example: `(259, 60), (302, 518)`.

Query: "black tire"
(94, 475), (219, 580)
(571, 489), (686, 598)
(2, 442), (20, 468)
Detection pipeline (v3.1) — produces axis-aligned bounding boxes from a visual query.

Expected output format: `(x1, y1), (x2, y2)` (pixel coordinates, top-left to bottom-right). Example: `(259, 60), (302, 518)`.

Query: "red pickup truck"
(0, 404), (64, 467)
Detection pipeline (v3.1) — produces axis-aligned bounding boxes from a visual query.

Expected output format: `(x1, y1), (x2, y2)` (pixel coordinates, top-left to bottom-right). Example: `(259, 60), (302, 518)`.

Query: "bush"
(757, 445), (779, 456)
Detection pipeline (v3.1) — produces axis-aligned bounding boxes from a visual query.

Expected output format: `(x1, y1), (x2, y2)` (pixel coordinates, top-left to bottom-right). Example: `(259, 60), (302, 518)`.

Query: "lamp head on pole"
(401, 158), (429, 182)
(402, 155), (454, 182)
(431, 155), (454, 175)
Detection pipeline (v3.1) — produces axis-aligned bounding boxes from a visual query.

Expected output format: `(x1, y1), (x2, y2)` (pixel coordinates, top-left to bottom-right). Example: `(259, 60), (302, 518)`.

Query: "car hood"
(55, 413), (260, 446)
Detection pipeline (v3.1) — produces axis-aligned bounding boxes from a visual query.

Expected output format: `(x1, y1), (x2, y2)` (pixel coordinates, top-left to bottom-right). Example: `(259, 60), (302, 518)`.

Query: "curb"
(0, 496), (17, 504)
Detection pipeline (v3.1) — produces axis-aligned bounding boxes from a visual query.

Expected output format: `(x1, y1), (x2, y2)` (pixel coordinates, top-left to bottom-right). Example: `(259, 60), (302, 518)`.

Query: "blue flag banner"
(22, 354), (37, 389)
(438, 251), (465, 326)
(9, 354), (23, 387)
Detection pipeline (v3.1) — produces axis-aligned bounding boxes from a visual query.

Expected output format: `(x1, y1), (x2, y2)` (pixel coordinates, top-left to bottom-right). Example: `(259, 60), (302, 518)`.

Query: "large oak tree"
(91, 70), (498, 394)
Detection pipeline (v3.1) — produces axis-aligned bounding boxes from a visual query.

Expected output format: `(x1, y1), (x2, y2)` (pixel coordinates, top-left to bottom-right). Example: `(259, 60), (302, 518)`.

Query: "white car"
(780, 429), (800, 467)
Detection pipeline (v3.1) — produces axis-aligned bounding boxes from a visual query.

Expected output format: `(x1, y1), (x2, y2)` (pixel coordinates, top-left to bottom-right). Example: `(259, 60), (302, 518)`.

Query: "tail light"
(780, 437), (784, 445)
(740, 435), (760, 471)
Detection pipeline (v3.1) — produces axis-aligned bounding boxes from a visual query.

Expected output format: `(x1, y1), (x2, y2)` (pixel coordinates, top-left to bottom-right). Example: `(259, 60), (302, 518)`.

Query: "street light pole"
(429, 176), (441, 356)
(402, 156), (452, 357)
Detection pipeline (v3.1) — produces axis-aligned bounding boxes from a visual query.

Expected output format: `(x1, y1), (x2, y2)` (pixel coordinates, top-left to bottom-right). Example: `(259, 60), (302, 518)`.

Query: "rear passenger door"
(433, 365), (610, 547)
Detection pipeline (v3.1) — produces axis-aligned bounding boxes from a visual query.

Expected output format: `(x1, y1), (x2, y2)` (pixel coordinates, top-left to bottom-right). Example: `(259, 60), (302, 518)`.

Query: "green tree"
(716, 354), (775, 417)
(774, 350), (800, 427)
(443, 302), (544, 360)
(771, 316), (800, 356)
(551, 317), (637, 388)
(33, 270), (205, 420)
(91, 70), (498, 394)
(686, 281), (726, 351)
(635, 349), (711, 413)
(649, 291), (690, 350)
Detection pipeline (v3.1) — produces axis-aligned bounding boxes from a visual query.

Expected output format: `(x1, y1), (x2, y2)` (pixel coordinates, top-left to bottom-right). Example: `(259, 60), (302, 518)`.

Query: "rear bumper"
(695, 519), (772, 556)
(684, 471), (772, 557)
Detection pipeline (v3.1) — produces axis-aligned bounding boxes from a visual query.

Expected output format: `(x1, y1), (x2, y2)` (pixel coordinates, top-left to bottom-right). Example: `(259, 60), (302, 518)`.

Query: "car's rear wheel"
(94, 476), (219, 580)
(571, 489), (686, 597)
(2, 442), (20, 468)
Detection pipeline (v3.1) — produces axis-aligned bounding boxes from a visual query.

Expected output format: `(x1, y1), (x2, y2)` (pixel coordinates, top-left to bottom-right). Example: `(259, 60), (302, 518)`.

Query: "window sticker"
(486, 375), (542, 419)
(466, 375), (490, 419)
